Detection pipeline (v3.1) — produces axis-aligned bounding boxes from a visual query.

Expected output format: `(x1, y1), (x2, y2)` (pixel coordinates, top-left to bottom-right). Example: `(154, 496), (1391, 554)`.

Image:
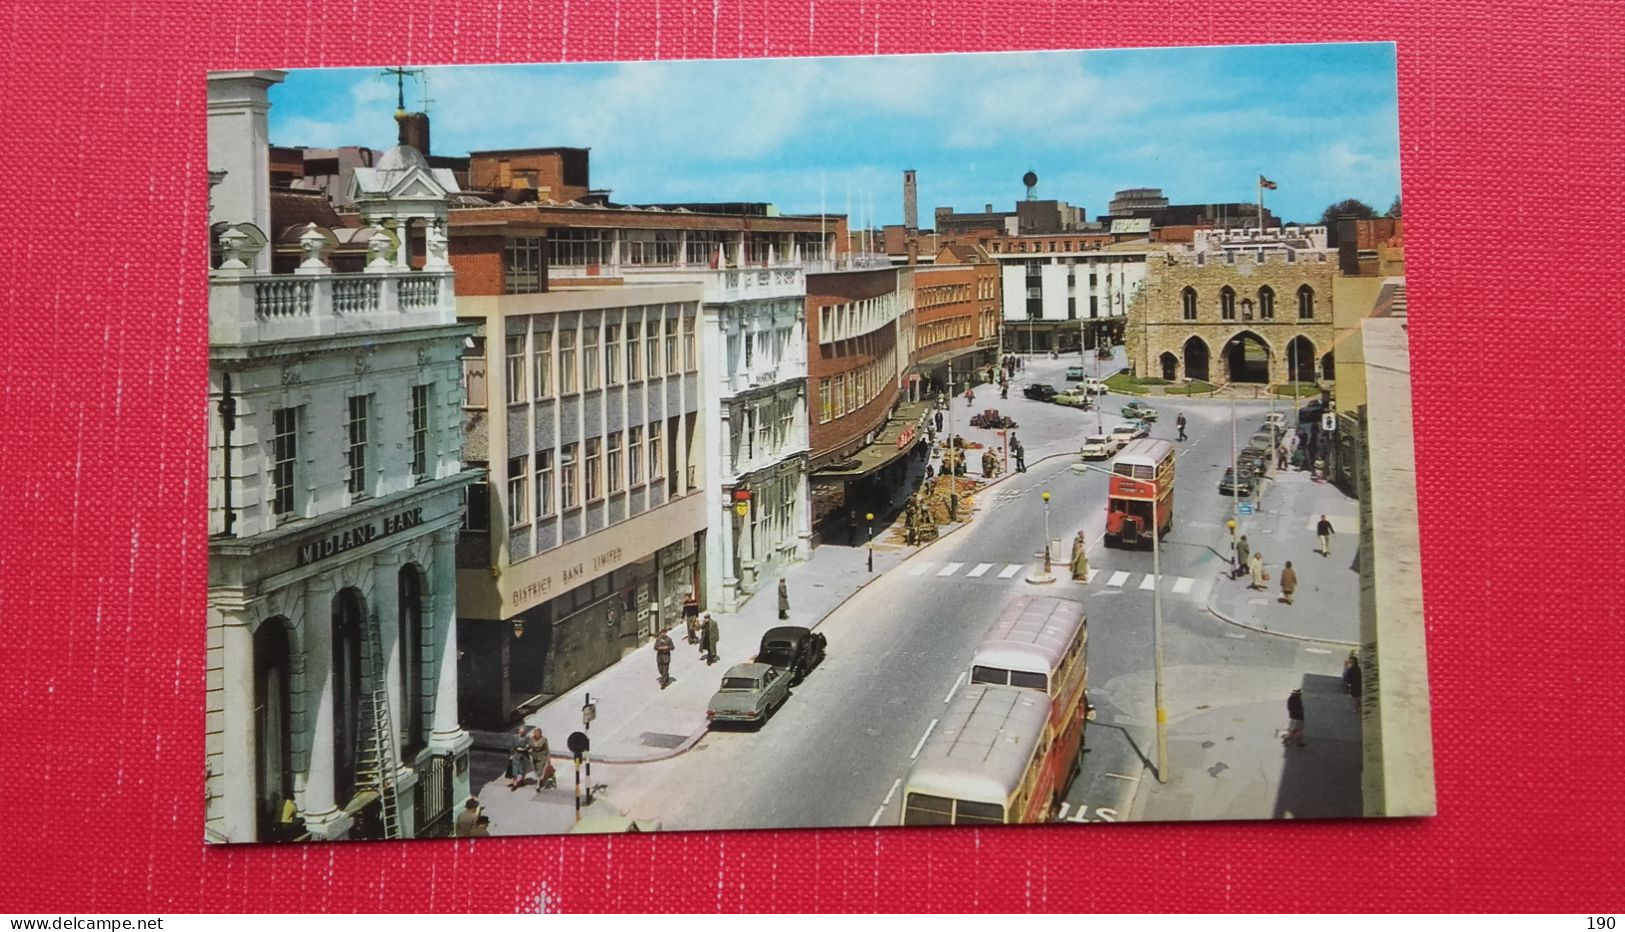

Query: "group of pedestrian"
(1231, 514), (1337, 607)
(505, 726), (554, 792)
(1282, 650), (1362, 750)
(454, 796), (491, 838)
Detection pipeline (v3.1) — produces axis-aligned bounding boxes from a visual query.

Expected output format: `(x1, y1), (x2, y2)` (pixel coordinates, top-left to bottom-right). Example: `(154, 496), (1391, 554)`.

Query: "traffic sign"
(1322, 412), (1337, 432)
(567, 730), (590, 760)
(1238, 502), (1254, 516)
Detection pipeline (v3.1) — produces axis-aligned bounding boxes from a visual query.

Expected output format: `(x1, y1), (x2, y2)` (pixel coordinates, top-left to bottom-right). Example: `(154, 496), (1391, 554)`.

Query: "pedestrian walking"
(1070, 531), (1090, 582)
(934, 410), (944, 433)
(1317, 514), (1335, 557)
(1343, 651), (1364, 712)
(505, 727), (531, 790)
(966, 386), (975, 406)
(682, 591), (700, 644)
(1284, 688), (1306, 747)
(777, 578), (790, 620)
(1014, 441), (1027, 473)
(702, 613), (721, 664)
(1001, 382), (1009, 399)
(1248, 550), (1266, 590)
(455, 797), (483, 837)
(1280, 560), (1298, 605)
(654, 629), (675, 688)
(1176, 413), (1187, 442)
(527, 727), (553, 790)
(1234, 534), (1250, 580)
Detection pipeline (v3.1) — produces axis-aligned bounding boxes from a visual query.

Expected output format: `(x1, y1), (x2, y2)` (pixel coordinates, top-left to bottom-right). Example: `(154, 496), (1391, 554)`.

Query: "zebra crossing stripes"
(996, 564), (1023, 579)
(907, 563), (934, 577)
(967, 563), (994, 578)
(1107, 571), (1132, 587)
(1172, 577), (1194, 594)
(937, 562), (964, 577)
(898, 561), (1203, 598)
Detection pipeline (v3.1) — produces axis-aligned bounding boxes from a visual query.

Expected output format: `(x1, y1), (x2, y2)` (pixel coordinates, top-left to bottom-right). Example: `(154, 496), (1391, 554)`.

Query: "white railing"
(212, 269), (454, 345)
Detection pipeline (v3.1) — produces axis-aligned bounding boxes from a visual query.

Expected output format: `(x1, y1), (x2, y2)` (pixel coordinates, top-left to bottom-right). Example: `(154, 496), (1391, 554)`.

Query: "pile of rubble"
(891, 475), (981, 544)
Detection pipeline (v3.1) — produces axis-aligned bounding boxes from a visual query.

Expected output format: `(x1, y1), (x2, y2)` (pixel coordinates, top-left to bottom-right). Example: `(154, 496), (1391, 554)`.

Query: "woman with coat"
(505, 727), (531, 790)
(777, 578), (790, 621)
(1280, 560), (1298, 605)
(527, 728), (554, 791)
(1070, 531), (1090, 582)
(1248, 550), (1266, 590)
(1234, 534), (1251, 580)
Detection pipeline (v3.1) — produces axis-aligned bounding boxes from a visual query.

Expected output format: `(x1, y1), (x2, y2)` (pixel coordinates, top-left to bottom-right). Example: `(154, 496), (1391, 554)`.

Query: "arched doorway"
(1286, 336), (1317, 386)
(253, 617), (293, 841)
(1320, 351), (1335, 381)
(1222, 331), (1272, 383)
(1159, 352), (1179, 381)
(1182, 337), (1210, 382)
(331, 588), (366, 808)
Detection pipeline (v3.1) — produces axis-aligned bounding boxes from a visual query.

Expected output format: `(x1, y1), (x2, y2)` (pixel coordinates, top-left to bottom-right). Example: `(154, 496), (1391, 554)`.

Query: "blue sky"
(268, 43), (1400, 227)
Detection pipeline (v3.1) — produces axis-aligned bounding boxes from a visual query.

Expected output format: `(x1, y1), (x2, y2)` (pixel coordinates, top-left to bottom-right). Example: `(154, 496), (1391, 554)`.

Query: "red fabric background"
(1, 0), (1621, 913)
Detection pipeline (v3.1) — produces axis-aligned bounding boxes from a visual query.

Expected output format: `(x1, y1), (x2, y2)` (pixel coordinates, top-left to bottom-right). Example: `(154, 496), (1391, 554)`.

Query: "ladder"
(358, 611), (402, 839)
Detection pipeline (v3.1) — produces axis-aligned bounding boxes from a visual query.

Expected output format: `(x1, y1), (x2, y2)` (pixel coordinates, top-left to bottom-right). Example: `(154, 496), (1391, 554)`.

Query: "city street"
(476, 352), (1364, 834)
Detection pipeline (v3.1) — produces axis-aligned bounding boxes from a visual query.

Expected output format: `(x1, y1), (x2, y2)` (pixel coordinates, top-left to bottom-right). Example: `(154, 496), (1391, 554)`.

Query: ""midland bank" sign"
(297, 507), (425, 566)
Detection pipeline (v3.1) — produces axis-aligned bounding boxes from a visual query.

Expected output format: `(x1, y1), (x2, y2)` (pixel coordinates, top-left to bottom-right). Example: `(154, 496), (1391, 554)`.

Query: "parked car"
(1237, 448), (1270, 474)
(1262, 412), (1289, 430)
(1080, 434), (1119, 460)
(1065, 366), (1086, 382)
(755, 626), (827, 684)
(1083, 377), (1110, 395)
(1120, 401), (1159, 421)
(1298, 399), (1327, 423)
(1247, 431), (1278, 452)
(706, 663), (792, 727)
(1218, 467), (1255, 496)
(1023, 383), (1060, 401)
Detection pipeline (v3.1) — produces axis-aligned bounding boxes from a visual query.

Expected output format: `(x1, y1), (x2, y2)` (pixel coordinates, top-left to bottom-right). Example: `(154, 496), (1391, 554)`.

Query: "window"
(505, 335), (526, 404)
(1182, 287), (1197, 321)
(648, 422), (664, 481)
(252, 619), (292, 840)
(604, 323), (621, 384)
(583, 326), (600, 390)
(559, 444), (579, 510)
(462, 336), (487, 408)
(410, 384), (430, 479)
(683, 315), (697, 371)
(755, 402), (769, 455)
(345, 395), (369, 497)
(1220, 286), (1236, 321)
(533, 330), (552, 399)
(607, 433), (624, 493)
(507, 456), (528, 528)
(624, 230), (678, 265)
(779, 398), (794, 448)
(558, 328), (577, 393)
(819, 380), (831, 423)
(626, 321), (641, 381)
(1298, 285), (1315, 319)
(744, 328), (754, 368)
(1259, 286), (1275, 320)
(646, 318), (661, 377)
(585, 438), (602, 501)
(665, 317), (678, 373)
(535, 450), (554, 517)
(271, 407), (298, 516)
(686, 232), (720, 267)
(628, 426), (643, 485)
(549, 227), (608, 267)
(504, 237), (544, 294)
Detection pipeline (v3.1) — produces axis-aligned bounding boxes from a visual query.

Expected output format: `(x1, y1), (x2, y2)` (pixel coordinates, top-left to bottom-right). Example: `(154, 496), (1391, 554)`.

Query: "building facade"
(206, 71), (479, 843)
(995, 242), (1149, 354)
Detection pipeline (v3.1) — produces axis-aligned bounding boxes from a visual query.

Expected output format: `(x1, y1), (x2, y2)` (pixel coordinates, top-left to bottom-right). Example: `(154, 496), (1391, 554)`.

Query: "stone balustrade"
(210, 268), (456, 346)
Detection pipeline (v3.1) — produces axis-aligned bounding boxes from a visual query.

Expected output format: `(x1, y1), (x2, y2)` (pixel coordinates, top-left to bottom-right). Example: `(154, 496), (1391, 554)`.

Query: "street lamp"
(1027, 491), (1056, 584)
(1068, 461), (1169, 783)
(866, 512), (875, 572)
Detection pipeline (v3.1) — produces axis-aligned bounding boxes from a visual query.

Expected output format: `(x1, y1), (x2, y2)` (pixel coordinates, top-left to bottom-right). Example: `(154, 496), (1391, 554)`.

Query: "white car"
(1109, 423), (1144, 445)
(1083, 377), (1109, 395)
(1080, 434), (1119, 460)
(1263, 412), (1288, 430)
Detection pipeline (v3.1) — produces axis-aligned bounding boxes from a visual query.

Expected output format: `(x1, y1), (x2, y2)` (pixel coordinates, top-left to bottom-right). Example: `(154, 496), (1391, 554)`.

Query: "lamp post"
(1067, 461), (1168, 782)
(1027, 491), (1056, 584)
(866, 512), (875, 572)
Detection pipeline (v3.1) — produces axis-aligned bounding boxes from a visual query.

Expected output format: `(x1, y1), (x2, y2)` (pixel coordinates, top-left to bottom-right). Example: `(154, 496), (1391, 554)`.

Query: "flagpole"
(1258, 174), (1264, 233)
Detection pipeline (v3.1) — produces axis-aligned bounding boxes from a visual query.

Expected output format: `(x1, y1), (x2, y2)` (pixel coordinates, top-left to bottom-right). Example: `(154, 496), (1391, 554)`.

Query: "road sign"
(567, 730), (590, 760)
(1239, 502), (1254, 516)
(1322, 412), (1337, 432)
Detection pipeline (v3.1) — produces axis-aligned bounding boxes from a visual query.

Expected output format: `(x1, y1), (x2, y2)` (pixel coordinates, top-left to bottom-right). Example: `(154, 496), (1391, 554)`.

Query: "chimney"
(903, 169), (918, 232)
(907, 239), (919, 266)
(396, 111), (431, 156)
(985, 203), (993, 214)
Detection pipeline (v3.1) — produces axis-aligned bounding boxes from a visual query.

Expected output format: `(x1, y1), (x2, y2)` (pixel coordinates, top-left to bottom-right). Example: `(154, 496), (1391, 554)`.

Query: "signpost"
(567, 731), (591, 822)
(1239, 502), (1254, 516)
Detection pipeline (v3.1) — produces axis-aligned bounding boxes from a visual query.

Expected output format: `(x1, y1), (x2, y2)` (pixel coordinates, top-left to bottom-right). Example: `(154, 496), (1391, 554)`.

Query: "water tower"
(1023, 170), (1038, 200)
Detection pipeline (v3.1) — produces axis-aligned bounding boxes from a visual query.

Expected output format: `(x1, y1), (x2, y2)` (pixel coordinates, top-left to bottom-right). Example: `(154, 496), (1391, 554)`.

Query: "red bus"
(1105, 438), (1174, 547)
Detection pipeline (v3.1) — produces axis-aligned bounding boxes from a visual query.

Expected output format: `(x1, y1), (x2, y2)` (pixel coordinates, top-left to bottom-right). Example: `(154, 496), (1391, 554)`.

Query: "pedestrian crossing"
(902, 560), (1209, 597)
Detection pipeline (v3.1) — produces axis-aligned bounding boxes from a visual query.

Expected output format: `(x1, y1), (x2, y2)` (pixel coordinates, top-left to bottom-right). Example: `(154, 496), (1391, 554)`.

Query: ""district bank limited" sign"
(297, 506), (425, 566)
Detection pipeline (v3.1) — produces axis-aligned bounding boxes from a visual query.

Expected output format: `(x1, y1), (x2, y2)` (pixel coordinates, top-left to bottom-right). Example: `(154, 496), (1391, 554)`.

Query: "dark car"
(1298, 399), (1327, 423)
(756, 625), (828, 683)
(1236, 448), (1270, 474)
(1023, 383), (1060, 401)
(1218, 467), (1255, 496)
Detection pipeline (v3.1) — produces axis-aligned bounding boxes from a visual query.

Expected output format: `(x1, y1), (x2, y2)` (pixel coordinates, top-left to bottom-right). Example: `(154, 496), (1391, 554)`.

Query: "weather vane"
(379, 66), (424, 112)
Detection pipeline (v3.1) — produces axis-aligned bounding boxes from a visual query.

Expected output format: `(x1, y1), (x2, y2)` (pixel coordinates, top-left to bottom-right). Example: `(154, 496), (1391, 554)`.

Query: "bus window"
(1009, 670), (1048, 692)
(955, 800), (1005, 825)
(971, 665), (1010, 686)
(902, 793), (954, 826)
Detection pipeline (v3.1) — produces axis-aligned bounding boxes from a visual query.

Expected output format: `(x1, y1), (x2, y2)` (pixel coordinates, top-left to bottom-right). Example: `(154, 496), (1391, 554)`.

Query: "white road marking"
(943, 671), (966, 704)
(937, 562), (963, 577)
(908, 563), (935, 577)
(1138, 574), (1156, 590)
(998, 564), (1023, 579)
(910, 718), (940, 760)
(869, 805), (886, 827)
(1105, 773), (1138, 781)
(1056, 802), (1072, 821)
(1107, 571), (1131, 587)
(967, 562), (994, 578)
(1086, 568), (1099, 583)
(1304, 647), (1333, 654)
(882, 777), (902, 805)
(1172, 577), (1194, 594)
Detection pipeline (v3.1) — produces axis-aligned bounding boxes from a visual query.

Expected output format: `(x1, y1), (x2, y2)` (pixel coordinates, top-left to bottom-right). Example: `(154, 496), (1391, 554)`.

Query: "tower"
(903, 169), (918, 232)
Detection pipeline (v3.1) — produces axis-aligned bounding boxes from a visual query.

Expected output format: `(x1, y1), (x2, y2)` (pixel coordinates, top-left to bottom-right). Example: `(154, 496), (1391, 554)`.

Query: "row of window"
(517, 230), (827, 280)
(468, 310), (698, 408)
(1180, 284), (1315, 322)
(731, 395), (799, 472)
(818, 292), (898, 344)
(918, 315), (974, 351)
(485, 423), (668, 530)
(270, 386), (433, 518)
(816, 344), (898, 425)
(918, 282), (972, 308)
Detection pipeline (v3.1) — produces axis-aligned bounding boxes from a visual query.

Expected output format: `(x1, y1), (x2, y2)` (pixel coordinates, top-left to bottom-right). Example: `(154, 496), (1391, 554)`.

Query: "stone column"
(739, 474), (759, 592)
(299, 576), (346, 838)
(427, 526), (473, 804)
(216, 609), (258, 842)
(370, 550), (403, 769)
(720, 501), (739, 612)
(795, 461), (813, 560)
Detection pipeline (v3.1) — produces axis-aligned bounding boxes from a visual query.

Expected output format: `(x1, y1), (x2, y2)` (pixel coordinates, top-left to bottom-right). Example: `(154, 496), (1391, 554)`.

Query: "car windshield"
(720, 676), (760, 690)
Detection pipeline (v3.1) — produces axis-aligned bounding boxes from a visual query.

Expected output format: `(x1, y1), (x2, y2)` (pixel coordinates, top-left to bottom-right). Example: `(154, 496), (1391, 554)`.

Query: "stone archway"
(1285, 336), (1317, 385)
(1159, 352), (1179, 381)
(1222, 331), (1272, 384)
(1182, 336), (1210, 382)
(1320, 351), (1335, 381)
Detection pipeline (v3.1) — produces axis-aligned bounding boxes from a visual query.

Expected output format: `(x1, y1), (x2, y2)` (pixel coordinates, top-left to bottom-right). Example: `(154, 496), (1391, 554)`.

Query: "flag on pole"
(1259, 175), (1278, 190)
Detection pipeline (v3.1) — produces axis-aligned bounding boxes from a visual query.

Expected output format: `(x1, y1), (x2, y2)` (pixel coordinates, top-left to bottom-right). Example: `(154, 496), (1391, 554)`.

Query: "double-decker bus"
(1105, 437), (1175, 547)
(969, 596), (1089, 808)
(900, 684), (1054, 825)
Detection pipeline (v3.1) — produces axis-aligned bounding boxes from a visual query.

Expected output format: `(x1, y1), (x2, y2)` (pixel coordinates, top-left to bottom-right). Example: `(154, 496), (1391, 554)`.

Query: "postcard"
(204, 43), (1431, 843)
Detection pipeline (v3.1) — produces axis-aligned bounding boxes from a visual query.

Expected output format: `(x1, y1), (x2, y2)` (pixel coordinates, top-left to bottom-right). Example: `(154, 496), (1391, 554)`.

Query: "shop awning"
(813, 399), (933, 480)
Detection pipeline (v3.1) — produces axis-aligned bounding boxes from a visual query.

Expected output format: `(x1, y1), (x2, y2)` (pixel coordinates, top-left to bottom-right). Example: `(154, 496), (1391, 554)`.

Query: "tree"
(1319, 198), (1378, 227)
(1386, 195), (1402, 218)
